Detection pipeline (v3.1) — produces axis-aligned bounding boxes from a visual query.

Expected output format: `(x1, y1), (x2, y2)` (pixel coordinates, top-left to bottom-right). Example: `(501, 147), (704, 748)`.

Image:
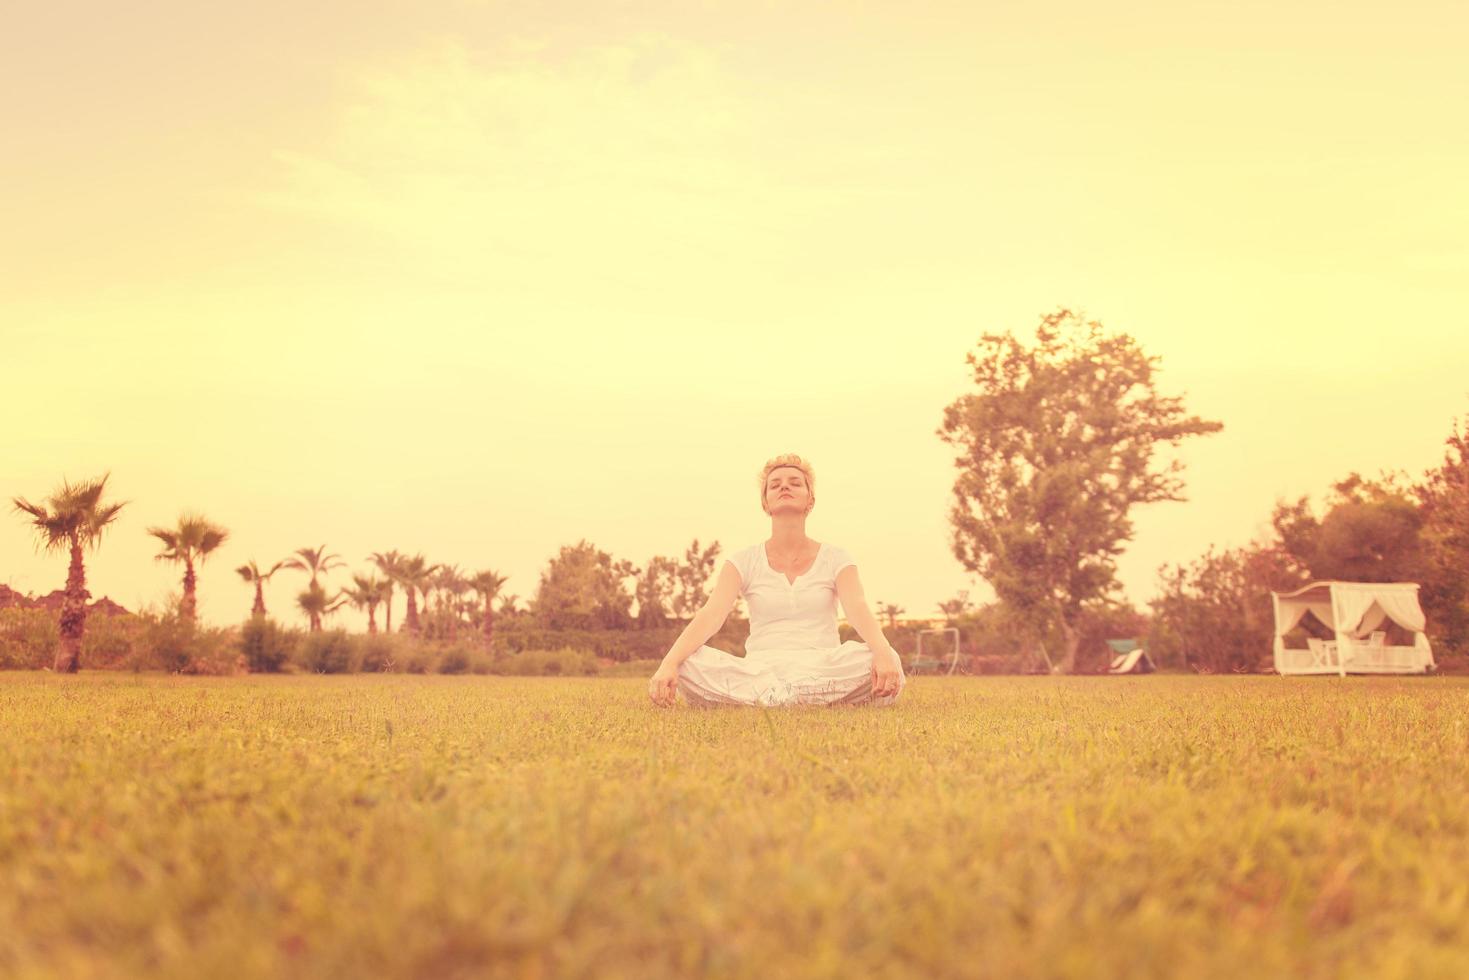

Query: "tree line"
(11, 307), (1467, 675)
(6, 482), (731, 672)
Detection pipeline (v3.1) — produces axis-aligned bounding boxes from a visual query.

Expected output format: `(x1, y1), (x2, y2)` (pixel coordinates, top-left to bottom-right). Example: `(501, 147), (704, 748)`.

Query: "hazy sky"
(4, 0), (1468, 631)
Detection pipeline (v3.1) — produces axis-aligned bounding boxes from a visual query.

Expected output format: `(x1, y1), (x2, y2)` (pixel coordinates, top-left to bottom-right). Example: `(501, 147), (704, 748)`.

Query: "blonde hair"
(758, 454), (816, 514)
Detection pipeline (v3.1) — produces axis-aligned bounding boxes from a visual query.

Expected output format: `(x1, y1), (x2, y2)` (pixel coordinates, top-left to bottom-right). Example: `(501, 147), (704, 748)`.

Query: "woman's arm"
(659, 562), (742, 669)
(835, 566), (904, 696)
(649, 563), (742, 706)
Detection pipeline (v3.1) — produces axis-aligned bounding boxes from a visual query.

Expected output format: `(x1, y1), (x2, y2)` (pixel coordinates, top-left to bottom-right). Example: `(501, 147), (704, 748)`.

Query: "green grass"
(3, 673), (1469, 979)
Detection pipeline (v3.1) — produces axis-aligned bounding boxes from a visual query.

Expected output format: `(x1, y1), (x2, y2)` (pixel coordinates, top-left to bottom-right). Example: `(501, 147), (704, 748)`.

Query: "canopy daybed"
(1271, 581), (1435, 676)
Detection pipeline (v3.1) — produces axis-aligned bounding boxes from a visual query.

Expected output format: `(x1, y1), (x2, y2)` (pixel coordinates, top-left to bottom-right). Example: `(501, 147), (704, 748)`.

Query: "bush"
(135, 614), (240, 674)
(0, 608), (59, 669)
(297, 630), (358, 674)
(490, 647), (599, 676)
(82, 613), (143, 669)
(493, 624), (724, 662)
(237, 617), (296, 673)
(400, 644), (438, 674)
(435, 642), (477, 675)
(356, 632), (412, 672)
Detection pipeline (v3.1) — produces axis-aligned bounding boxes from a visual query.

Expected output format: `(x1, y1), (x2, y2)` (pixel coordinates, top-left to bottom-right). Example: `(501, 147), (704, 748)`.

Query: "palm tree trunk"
(482, 597), (494, 650)
(56, 539), (88, 673)
(367, 604), (379, 634)
(404, 591), (419, 634)
(384, 587), (394, 634)
(252, 580), (266, 617)
(182, 560), (198, 623)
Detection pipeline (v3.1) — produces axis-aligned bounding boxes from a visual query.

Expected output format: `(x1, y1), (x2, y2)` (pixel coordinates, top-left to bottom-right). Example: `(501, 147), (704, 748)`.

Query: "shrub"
(400, 645), (437, 674)
(81, 613), (143, 669)
(435, 643), (475, 675)
(356, 633), (411, 672)
(134, 614), (240, 674)
(494, 625), (702, 662)
(141, 616), (201, 673)
(0, 608), (59, 669)
(238, 617), (296, 673)
(298, 630), (358, 674)
(491, 647), (599, 677)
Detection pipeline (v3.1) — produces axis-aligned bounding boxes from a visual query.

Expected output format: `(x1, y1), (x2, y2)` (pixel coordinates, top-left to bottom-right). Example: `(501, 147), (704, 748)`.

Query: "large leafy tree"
(634, 556), (678, 628)
(146, 515), (230, 623)
(11, 473), (128, 672)
(530, 540), (636, 629)
(1150, 541), (1305, 673)
(937, 309), (1222, 672)
(1418, 415), (1469, 655)
(236, 559), (287, 618)
(671, 539), (721, 620)
(469, 569), (509, 649)
(1272, 473), (1426, 583)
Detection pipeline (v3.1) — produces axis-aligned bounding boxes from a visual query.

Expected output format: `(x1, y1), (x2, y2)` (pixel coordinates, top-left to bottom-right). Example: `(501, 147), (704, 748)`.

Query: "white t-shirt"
(724, 541), (857, 654)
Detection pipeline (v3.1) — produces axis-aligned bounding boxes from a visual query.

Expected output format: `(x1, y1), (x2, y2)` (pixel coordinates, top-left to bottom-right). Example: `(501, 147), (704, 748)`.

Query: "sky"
(4, 0), (1468, 631)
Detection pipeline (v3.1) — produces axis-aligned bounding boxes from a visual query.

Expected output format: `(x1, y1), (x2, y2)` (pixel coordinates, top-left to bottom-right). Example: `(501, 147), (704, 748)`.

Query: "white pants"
(677, 640), (906, 707)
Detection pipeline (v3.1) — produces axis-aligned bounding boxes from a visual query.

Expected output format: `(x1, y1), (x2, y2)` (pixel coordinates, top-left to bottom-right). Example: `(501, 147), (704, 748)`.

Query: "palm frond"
(11, 497), (48, 521)
(197, 529), (229, 555)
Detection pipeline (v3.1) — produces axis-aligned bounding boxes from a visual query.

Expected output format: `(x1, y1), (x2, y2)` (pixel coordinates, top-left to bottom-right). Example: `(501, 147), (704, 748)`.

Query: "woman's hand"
(871, 647), (903, 699)
(648, 662), (679, 707)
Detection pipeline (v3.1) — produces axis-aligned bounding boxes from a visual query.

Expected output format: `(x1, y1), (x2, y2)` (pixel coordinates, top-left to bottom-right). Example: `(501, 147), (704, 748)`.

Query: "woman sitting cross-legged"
(648, 454), (906, 708)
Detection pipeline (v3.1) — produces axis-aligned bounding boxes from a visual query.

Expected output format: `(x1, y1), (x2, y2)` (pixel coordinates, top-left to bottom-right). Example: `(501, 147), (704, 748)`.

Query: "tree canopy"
(531, 540), (636, 630)
(937, 309), (1222, 671)
(1272, 473), (1426, 583)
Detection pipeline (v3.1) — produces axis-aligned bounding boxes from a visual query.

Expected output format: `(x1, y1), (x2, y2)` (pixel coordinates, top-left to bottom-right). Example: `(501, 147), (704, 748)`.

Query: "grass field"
(3, 673), (1469, 979)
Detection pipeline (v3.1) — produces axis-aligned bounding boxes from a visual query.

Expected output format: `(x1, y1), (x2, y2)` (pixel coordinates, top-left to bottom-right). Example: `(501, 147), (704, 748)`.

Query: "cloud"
(261, 36), (768, 243)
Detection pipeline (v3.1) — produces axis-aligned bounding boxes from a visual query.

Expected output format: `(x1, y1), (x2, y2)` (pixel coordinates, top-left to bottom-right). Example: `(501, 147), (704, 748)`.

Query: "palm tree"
(285, 545), (345, 631)
(375, 577), (394, 625)
(286, 544), (345, 587)
(297, 582), (347, 632)
(368, 550), (406, 633)
(146, 515), (230, 623)
(396, 554), (436, 636)
(341, 574), (388, 633)
(469, 570), (509, 649)
(11, 473), (128, 672)
(876, 602), (905, 631)
(235, 559), (287, 618)
(431, 564), (470, 640)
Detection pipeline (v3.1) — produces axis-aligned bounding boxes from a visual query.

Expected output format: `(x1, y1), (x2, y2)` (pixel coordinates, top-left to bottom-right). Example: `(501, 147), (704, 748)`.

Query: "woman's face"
(764, 466), (813, 515)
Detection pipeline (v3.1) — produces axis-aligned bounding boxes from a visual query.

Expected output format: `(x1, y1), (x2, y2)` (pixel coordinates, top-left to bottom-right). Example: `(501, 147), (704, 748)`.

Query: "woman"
(648, 454), (906, 707)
